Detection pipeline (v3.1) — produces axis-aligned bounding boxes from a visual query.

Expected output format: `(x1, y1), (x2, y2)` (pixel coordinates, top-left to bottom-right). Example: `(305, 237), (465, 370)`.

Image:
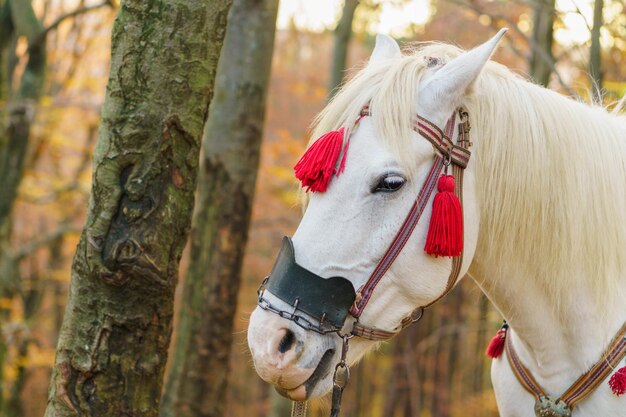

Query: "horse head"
(247, 30), (506, 401)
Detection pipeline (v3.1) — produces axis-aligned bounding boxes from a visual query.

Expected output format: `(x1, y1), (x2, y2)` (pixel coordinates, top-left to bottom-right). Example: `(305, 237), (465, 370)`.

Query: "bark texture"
(529, 0), (556, 86)
(589, 0), (604, 102)
(43, 1), (233, 416)
(328, 0), (359, 98)
(159, 0), (278, 416)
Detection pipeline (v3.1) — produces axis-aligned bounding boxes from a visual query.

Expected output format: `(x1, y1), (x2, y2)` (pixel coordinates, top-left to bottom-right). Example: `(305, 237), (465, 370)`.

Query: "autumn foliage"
(1, 1), (626, 417)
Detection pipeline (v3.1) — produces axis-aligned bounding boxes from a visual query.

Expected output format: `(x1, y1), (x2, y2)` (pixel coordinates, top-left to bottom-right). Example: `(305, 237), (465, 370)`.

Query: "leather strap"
(349, 108), (471, 340)
(360, 105), (470, 168)
(505, 321), (626, 408)
(349, 155), (444, 317)
(264, 237), (356, 330)
(291, 401), (307, 417)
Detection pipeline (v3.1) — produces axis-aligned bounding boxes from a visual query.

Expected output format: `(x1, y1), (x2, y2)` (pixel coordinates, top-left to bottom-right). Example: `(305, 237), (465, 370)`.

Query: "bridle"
(256, 105), (472, 416)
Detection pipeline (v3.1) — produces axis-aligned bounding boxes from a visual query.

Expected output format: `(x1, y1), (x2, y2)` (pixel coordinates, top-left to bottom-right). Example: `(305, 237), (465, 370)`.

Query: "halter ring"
(409, 306), (425, 324)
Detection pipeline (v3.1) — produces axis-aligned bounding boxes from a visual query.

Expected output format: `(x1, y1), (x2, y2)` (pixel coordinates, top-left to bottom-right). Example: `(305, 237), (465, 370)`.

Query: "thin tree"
(329, 0), (360, 98)
(43, 0), (233, 416)
(0, 0), (111, 255)
(0, 1), (111, 412)
(0, 0), (48, 308)
(160, 0), (278, 416)
(589, 0), (604, 102)
(529, 0), (556, 86)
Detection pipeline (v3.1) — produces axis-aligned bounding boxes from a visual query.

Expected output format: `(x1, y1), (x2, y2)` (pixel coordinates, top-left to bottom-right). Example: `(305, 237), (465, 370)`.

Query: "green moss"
(44, 1), (234, 416)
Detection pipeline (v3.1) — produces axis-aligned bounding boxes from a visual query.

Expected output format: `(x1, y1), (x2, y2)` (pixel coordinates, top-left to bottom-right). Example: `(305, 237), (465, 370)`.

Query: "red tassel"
(486, 324), (508, 359)
(294, 128), (345, 192)
(424, 174), (463, 257)
(609, 366), (626, 396)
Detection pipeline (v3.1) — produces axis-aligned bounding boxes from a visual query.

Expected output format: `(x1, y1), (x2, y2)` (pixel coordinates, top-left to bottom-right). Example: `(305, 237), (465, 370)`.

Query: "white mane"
(310, 42), (626, 315)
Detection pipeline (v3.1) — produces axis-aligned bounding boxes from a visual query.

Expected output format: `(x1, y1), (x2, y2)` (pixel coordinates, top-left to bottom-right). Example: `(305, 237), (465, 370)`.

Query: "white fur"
(247, 31), (626, 416)
(369, 34), (402, 63)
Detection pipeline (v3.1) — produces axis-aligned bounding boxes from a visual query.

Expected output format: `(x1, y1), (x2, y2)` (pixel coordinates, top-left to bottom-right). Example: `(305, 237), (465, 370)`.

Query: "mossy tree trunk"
(43, 1), (233, 416)
(159, 0), (278, 416)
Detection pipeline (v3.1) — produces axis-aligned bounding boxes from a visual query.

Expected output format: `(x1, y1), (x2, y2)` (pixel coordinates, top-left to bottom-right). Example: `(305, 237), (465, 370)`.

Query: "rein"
(257, 106), (473, 417)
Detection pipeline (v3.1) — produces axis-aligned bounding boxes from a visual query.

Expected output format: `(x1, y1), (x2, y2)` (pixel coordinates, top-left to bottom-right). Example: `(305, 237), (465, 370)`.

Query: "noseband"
(256, 106), (472, 415)
(257, 237), (356, 334)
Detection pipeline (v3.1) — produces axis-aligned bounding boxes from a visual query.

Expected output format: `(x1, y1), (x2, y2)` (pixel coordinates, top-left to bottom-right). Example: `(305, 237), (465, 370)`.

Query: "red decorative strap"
(415, 115), (471, 168)
(350, 324), (398, 341)
(562, 327), (626, 405)
(505, 331), (546, 399)
(350, 108), (469, 323)
(359, 104), (470, 168)
(349, 156), (444, 317)
(504, 321), (626, 409)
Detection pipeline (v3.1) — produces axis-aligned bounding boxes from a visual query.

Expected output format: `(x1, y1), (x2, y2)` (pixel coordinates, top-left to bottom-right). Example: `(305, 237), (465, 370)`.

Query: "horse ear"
(369, 34), (401, 65)
(421, 28), (508, 108)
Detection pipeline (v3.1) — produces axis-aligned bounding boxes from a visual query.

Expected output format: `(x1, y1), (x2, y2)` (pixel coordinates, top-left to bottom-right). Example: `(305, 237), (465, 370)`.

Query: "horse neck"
(468, 79), (626, 378)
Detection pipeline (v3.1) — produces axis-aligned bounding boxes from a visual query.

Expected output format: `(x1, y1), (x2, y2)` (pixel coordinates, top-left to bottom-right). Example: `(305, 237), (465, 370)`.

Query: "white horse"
(247, 30), (626, 417)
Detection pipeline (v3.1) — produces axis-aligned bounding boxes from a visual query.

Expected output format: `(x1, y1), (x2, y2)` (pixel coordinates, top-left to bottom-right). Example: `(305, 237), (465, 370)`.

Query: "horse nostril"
(278, 329), (296, 354)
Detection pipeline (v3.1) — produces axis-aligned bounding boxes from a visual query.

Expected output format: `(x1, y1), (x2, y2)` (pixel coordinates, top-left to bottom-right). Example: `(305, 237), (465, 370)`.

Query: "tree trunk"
(589, 0), (603, 102)
(0, 0), (46, 220)
(328, 0), (359, 98)
(382, 339), (404, 417)
(473, 294), (490, 393)
(0, 1), (46, 411)
(529, 0), (556, 86)
(0, 0), (46, 262)
(0, 0), (13, 103)
(43, 1), (233, 416)
(159, 0), (278, 416)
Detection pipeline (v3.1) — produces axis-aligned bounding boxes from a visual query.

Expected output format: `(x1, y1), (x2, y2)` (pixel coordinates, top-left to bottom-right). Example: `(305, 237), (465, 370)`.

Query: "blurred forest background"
(0, 0), (625, 416)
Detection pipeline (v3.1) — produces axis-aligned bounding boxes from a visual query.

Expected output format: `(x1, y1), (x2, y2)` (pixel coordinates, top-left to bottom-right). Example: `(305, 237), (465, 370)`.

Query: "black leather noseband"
(257, 237), (356, 333)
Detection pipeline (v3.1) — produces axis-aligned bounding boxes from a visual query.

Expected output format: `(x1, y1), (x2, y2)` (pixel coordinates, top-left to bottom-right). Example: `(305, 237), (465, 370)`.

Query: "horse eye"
(373, 174), (406, 193)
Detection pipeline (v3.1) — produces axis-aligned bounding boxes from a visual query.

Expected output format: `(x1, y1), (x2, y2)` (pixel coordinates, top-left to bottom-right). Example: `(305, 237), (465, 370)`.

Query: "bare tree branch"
(20, 123), (97, 204)
(445, 0), (579, 97)
(30, 0), (113, 48)
(12, 223), (81, 260)
(568, 1), (592, 32)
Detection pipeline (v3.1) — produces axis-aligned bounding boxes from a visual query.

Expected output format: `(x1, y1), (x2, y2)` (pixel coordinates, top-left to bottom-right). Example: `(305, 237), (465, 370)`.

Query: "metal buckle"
(290, 298), (300, 318)
(409, 306), (425, 325)
(332, 334), (352, 389)
(459, 108), (469, 123)
(257, 276), (269, 298)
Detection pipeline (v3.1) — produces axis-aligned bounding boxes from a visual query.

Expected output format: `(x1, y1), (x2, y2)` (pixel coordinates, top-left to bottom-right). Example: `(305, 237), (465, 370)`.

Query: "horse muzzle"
(248, 307), (339, 400)
(247, 237), (356, 399)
